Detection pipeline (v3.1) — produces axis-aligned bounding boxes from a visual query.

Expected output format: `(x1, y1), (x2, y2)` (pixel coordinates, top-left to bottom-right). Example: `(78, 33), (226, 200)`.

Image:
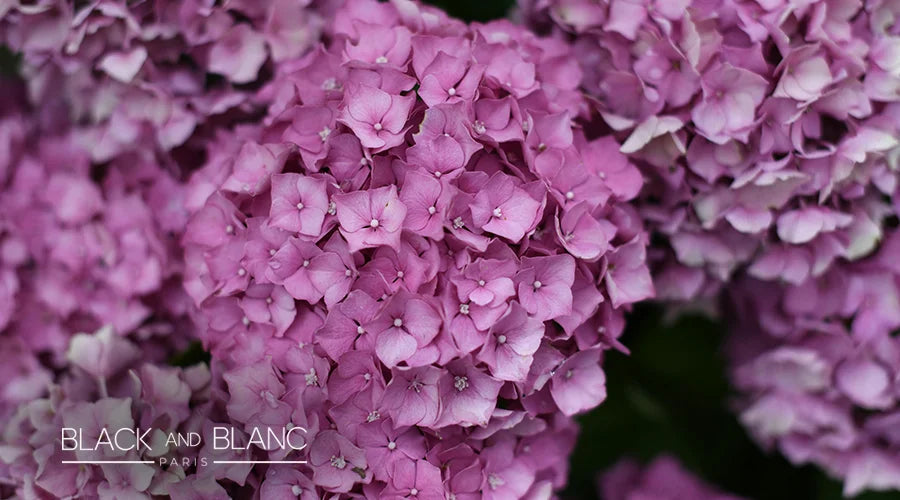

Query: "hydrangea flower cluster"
(600, 455), (743, 500)
(518, 0), (900, 301)
(0, 96), (194, 419)
(728, 229), (900, 496)
(0, 2), (328, 496)
(0, 326), (227, 499)
(182, 0), (653, 495)
(1, 0), (328, 162)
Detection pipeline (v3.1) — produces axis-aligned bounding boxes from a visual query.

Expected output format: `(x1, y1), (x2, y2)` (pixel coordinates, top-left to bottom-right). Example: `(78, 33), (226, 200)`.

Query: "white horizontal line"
(213, 460), (307, 464)
(62, 460), (154, 464)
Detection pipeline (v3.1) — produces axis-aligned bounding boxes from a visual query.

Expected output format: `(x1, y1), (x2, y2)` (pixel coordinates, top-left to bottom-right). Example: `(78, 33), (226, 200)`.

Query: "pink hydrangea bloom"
(601, 455), (744, 500)
(520, 0), (900, 301)
(180, 0), (652, 496)
(728, 230), (900, 496)
(0, 327), (230, 499)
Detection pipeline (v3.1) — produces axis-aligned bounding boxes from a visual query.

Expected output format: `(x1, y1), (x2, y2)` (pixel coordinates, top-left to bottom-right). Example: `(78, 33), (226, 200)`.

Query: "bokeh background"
(420, 1), (900, 499)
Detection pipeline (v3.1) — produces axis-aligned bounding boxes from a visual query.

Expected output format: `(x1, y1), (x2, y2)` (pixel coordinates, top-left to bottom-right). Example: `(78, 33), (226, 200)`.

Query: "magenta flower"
(335, 186), (408, 253)
(470, 172), (543, 243)
(478, 303), (544, 381)
(381, 366), (441, 428)
(66, 325), (140, 381)
(692, 64), (768, 145)
(480, 438), (535, 499)
(339, 84), (415, 151)
(550, 349), (607, 416)
(407, 103), (483, 177)
(371, 293), (441, 368)
(601, 455), (745, 500)
(774, 46), (833, 103)
(399, 169), (449, 240)
(309, 430), (370, 493)
(516, 255), (576, 321)
(555, 202), (615, 260)
(357, 419), (426, 482)
(435, 357), (503, 427)
(269, 173), (330, 237)
(317, 290), (381, 361)
(222, 142), (291, 196)
(223, 360), (292, 428)
(453, 257), (517, 307)
(267, 237), (326, 303)
(208, 24), (269, 84)
(380, 459), (444, 500)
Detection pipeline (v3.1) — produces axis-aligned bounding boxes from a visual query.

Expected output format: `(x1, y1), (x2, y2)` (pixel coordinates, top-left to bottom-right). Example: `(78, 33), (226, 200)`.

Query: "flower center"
(428, 205), (436, 215)
(319, 126), (331, 142)
(447, 87), (456, 96)
(459, 303), (470, 315)
(367, 410), (380, 422)
(478, 279), (486, 286)
(225, 224), (234, 234)
(357, 325), (365, 334)
(291, 485), (303, 495)
(492, 207), (503, 218)
(330, 456), (347, 469)
(296, 202), (304, 210)
(370, 218), (380, 228)
(454, 376), (469, 392)
(497, 334), (507, 344)
(565, 191), (574, 200)
(375, 56), (388, 64)
(487, 474), (505, 490)
(260, 390), (279, 409)
(453, 217), (465, 229)
(533, 280), (542, 289)
(305, 368), (318, 386)
(387, 441), (397, 450)
(373, 122), (383, 131)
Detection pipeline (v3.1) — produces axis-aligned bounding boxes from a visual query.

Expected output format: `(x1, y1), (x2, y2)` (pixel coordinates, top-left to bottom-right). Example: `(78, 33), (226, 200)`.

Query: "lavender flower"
(601, 455), (744, 500)
(728, 230), (900, 496)
(519, 0), (900, 301)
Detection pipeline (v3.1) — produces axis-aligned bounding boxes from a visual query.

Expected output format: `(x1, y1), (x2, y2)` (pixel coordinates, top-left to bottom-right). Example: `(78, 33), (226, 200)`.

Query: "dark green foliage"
(422, 0), (515, 22)
(168, 341), (212, 367)
(0, 46), (20, 77)
(564, 304), (900, 500)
